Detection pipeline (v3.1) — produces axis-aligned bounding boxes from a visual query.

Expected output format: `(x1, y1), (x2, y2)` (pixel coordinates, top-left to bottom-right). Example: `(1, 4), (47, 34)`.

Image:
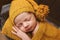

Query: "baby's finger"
(12, 27), (18, 32)
(11, 31), (17, 35)
(15, 26), (24, 33)
(15, 26), (20, 31)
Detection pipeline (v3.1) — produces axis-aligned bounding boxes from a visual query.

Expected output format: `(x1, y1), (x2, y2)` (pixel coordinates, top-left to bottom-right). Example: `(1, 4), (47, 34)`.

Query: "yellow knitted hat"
(7, 0), (49, 25)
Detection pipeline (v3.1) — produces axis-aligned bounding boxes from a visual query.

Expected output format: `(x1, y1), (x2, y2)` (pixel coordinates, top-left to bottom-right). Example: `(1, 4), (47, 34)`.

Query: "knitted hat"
(9, 0), (49, 23)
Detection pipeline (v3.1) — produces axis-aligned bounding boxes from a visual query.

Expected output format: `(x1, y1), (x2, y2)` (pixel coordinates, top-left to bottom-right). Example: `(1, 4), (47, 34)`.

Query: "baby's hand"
(11, 26), (31, 40)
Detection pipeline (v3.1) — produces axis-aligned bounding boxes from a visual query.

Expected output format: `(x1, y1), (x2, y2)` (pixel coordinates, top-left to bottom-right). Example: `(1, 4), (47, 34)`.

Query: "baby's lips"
(25, 26), (32, 31)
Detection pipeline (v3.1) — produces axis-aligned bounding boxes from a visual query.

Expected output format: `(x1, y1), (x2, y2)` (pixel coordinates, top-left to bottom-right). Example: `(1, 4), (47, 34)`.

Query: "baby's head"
(14, 12), (37, 32)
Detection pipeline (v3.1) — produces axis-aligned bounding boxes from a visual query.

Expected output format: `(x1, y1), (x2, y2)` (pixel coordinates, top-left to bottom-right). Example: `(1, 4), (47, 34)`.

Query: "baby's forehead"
(15, 12), (31, 19)
(14, 12), (32, 24)
(19, 12), (31, 16)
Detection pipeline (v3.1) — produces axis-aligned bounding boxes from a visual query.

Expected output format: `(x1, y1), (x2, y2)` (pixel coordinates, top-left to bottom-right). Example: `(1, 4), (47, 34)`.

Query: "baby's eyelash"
(18, 23), (23, 26)
(20, 23), (23, 25)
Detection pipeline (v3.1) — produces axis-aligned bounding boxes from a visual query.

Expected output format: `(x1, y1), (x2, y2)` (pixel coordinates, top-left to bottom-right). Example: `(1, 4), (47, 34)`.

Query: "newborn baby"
(12, 12), (39, 40)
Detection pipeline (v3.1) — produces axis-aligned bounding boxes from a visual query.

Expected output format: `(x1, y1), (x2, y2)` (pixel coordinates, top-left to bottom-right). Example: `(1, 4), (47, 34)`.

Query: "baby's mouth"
(25, 26), (32, 31)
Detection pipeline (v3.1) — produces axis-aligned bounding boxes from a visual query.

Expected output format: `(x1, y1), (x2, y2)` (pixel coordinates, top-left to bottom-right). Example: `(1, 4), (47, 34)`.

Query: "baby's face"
(14, 12), (37, 32)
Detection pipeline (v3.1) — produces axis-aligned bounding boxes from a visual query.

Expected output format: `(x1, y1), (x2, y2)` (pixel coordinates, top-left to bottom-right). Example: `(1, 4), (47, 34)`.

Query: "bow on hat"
(27, 0), (49, 21)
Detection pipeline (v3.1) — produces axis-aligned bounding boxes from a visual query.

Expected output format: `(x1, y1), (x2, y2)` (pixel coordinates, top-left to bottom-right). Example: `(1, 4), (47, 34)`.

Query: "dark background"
(0, 0), (60, 29)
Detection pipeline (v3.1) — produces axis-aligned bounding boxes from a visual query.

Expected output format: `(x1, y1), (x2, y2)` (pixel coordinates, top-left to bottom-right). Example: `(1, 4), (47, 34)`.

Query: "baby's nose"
(23, 22), (29, 28)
